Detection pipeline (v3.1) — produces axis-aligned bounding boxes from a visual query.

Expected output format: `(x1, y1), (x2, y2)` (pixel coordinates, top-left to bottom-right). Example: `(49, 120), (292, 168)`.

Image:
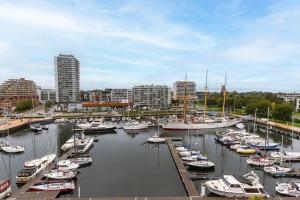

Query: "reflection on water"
(1, 122), (300, 197)
(0, 124), (187, 197)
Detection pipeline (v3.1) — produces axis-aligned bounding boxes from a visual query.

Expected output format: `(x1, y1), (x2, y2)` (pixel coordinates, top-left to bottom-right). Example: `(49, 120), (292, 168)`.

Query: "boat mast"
(253, 108), (257, 134)
(292, 112), (295, 150)
(183, 73), (187, 121)
(265, 107), (270, 154)
(204, 70), (208, 121)
(221, 73), (227, 118)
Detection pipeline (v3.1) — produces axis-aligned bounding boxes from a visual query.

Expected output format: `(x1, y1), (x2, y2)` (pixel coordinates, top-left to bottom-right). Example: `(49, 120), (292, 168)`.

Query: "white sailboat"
(147, 120), (166, 143)
(44, 170), (77, 180)
(185, 160), (215, 169)
(276, 182), (300, 197)
(123, 120), (148, 130)
(1, 142), (25, 153)
(57, 160), (79, 172)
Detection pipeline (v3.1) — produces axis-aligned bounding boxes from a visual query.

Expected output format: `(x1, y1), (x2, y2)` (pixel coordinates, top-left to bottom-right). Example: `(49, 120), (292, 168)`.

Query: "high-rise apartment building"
(133, 85), (171, 109)
(37, 89), (56, 104)
(111, 89), (132, 103)
(54, 54), (80, 103)
(173, 81), (197, 102)
(0, 78), (38, 109)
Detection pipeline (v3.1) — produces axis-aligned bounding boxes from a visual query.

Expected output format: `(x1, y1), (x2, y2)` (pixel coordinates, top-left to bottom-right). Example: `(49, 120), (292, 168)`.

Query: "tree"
(245, 99), (272, 117)
(15, 99), (32, 112)
(272, 103), (294, 121)
(44, 101), (52, 110)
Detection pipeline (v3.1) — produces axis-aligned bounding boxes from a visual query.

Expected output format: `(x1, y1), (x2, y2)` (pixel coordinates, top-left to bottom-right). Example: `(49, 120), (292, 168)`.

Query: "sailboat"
(147, 120), (166, 143)
(162, 72), (240, 130)
(276, 182), (300, 197)
(1, 127), (25, 153)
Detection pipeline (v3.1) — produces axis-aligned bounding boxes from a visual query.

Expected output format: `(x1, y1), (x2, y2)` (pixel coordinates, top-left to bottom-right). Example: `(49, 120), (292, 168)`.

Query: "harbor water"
(0, 122), (300, 197)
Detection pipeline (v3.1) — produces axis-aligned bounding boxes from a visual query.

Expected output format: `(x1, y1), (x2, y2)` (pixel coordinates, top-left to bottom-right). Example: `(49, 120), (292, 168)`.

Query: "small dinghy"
(185, 160), (215, 169)
(276, 182), (300, 197)
(263, 165), (292, 176)
(44, 171), (77, 180)
(57, 160), (79, 172)
(147, 133), (166, 143)
(247, 156), (276, 167)
(28, 181), (75, 193)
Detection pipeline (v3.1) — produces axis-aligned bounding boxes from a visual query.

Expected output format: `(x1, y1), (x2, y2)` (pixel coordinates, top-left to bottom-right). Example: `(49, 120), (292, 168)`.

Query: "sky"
(0, 0), (299, 92)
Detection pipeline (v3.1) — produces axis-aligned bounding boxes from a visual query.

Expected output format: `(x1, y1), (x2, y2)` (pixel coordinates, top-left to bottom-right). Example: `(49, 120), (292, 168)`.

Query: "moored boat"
(123, 120), (148, 130)
(185, 160), (215, 169)
(236, 146), (256, 155)
(205, 171), (268, 197)
(28, 181), (75, 193)
(0, 180), (11, 199)
(276, 182), (300, 197)
(246, 156), (276, 166)
(263, 165), (292, 176)
(1, 144), (25, 153)
(57, 160), (79, 172)
(44, 171), (77, 180)
(147, 133), (166, 143)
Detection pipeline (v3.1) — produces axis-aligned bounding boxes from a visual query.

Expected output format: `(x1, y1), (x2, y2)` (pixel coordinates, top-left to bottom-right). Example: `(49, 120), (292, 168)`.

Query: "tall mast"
(183, 73), (187, 121)
(292, 112), (295, 150)
(221, 73), (227, 118)
(204, 70), (208, 120)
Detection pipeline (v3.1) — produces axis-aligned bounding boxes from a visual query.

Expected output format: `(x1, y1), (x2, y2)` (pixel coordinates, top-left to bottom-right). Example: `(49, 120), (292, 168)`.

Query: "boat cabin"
(0, 180), (10, 193)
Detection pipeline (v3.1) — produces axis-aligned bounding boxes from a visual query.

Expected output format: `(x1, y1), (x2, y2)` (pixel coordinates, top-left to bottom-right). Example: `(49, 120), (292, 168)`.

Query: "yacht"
(123, 120), (148, 130)
(249, 141), (280, 150)
(28, 180), (75, 193)
(276, 182), (300, 197)
(61, 132), (84, 152)
(147, 133), (166, 143)
(44, 170), (77, 180)
(178, 150), (201, 157)
(181, 154), (208, 161)
(236, 146), (256, 155)
(16, 154), (56, 184)
(84, 122), (116, 134)
(30, 125), (42, 132)
(57, 160), (79, 172)
(0, 180), (11, 199)
(176, 147), (187, 152)
(263, 165), (292, 176)
(205, 171), (268, 197)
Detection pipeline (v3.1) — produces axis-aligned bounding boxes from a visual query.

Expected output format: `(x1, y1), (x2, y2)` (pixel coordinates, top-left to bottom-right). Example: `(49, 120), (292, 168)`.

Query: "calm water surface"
(1, 123), (300, 197)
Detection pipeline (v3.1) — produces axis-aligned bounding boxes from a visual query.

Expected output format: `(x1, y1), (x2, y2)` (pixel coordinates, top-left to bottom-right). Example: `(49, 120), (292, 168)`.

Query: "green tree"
(272, 103), (294, 121)
(15, 99), (32, 112)
(245, 99), (272, 117)
(44, 101), (52, 110)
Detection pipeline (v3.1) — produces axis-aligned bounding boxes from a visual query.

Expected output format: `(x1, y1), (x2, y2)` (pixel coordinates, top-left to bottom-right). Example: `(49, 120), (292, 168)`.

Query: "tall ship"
(162, 72), (240, 131)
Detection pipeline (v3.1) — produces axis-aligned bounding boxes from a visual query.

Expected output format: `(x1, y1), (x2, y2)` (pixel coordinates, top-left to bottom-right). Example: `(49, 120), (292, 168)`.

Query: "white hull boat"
(44, 171), (77, 180)
(185, 160), (215, 169)
(28, 181), (75, 193)
(61, 138), (77, 151)
(2, 145), (25, 153)
(205, 171), (268, 197)
(162, 119), (241, 130)
(147, 133), (166, 143)
(69, 157), (92, 166)
(178, 150), (200, 157)
(16, 154), (56, 184)
(176, 147), (187, 152)
(263, 166), (292, 176)
(270, 151), (300, 161)
(124, 121), (148, 130)
(57, 160), (79, 172)
(182, 154), (208, 161)
(0, 180), (11, 199)
(75, 137), (94, 153)
(276, 182), (300, 197)
(247, 156), (276, 166)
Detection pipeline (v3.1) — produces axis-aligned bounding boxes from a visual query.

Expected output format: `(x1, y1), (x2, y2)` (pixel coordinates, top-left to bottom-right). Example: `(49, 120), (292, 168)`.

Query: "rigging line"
(1, 154), (10, 179)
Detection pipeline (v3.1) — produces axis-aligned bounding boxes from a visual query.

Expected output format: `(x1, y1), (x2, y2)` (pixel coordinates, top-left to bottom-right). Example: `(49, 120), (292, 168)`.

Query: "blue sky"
(0, 0), (299, 92)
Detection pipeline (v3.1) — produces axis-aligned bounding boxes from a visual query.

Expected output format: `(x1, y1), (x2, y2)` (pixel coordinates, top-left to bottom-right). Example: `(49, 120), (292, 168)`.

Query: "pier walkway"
(166, 138), (199, 197)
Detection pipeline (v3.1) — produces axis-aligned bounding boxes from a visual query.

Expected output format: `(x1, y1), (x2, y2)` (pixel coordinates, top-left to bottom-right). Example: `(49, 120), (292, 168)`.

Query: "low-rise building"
(133, 85), (171, 109)
(173, 81), (197, 103)
(0, 78), (38, 109)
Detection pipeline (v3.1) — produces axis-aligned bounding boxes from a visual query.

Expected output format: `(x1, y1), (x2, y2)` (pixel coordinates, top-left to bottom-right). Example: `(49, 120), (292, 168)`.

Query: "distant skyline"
(0, 0), (299, 92)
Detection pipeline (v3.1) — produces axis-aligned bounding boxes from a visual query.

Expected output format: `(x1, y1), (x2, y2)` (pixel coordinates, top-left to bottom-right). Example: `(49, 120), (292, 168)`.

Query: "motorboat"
(74, 137), (94, 153)
(147, 133), (166, 143)
(16, 154), (56, 184)
(176, 147), (187, 152)
(30, 125), (42, 132)
(123, 120), (148, 130)
(246, 156), (276, 166)
(1, 144), (25, 153)
(61, 137), (77, 152)
(236, 146), (256, 155)
(57, 160), (79, 172)
(230, 144), (242, 151)
(205, 171), (268, 197)
(44, 170), (77, 180)
(276, 182), (300, 197)
(68, 156), (92, 167)
(263, 165), (292, 176)
(84, 122), (116, 134)
(270, 151), (300, 161)
(28, 181), (75, 193)
(76, 122), (91, 129)
(185, 160), (215, 169)
(0, 180), (11, 199)
(181, 154), (208, 161)
(178, 150), (201, 157)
